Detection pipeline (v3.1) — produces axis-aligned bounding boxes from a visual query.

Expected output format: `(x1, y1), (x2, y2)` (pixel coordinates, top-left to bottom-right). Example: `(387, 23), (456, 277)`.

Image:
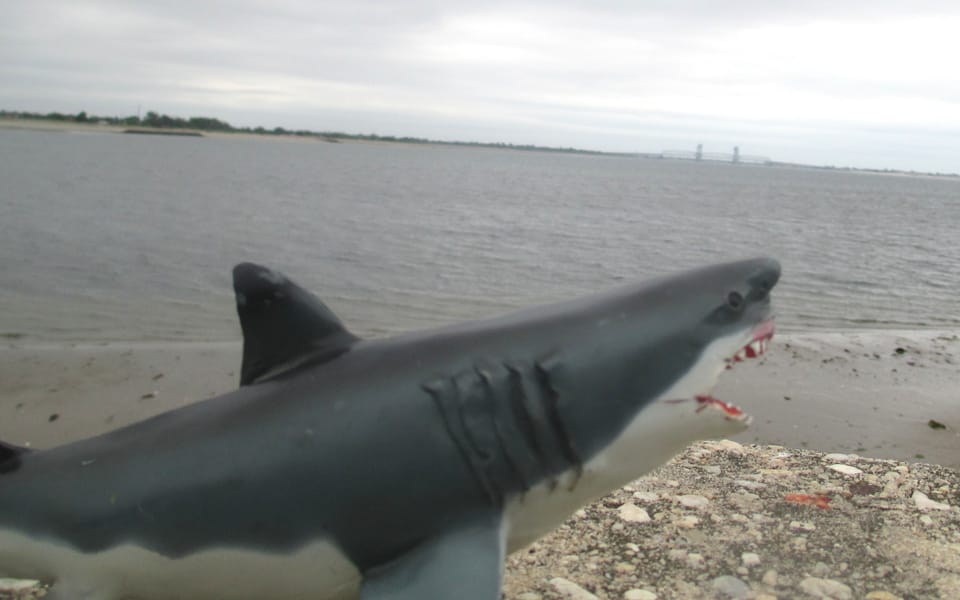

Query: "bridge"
(660, 145), (771, 165)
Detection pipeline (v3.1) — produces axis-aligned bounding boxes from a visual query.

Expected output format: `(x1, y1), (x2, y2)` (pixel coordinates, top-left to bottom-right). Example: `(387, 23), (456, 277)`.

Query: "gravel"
(504, 440), (960, 599)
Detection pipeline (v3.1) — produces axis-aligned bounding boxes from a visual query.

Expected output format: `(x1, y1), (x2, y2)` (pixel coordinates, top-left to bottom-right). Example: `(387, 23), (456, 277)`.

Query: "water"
(1, 128), (958, 342)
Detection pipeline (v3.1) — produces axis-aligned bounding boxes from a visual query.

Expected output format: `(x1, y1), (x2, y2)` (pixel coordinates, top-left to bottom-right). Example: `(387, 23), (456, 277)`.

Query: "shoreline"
(1, 330), (958, 468)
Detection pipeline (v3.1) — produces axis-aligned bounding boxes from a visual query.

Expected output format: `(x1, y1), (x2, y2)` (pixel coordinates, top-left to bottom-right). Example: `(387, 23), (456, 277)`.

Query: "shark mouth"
(696, 318), (775, 421)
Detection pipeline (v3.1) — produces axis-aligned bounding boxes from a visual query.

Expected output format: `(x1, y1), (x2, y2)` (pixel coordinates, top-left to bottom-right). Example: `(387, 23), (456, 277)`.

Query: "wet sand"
(0, 331), (958, 468)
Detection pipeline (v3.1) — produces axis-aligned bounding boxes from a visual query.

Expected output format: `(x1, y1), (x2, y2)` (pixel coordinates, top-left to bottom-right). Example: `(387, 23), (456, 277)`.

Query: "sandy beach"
(1, 331), (958, 467)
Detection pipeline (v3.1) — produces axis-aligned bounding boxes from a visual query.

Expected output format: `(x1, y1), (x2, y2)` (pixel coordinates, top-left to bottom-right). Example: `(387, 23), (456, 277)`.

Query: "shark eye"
(727, 291), (744, 310)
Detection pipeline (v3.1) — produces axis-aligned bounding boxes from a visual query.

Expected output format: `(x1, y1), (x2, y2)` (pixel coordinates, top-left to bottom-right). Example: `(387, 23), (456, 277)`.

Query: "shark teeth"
(725, 321), (774, 369)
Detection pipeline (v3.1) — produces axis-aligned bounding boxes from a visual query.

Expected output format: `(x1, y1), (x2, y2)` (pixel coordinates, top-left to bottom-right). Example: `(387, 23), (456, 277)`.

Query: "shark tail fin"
(0, 440), (30, 474)
(232, 263), (359, 387)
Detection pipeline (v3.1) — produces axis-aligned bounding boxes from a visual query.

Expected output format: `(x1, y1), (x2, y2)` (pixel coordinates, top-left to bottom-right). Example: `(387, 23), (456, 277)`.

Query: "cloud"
(2, 1), (959, 171)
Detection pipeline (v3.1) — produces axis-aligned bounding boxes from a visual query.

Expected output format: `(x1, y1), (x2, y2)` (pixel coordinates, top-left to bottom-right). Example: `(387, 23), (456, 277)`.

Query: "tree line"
(0, 109), (629, 156)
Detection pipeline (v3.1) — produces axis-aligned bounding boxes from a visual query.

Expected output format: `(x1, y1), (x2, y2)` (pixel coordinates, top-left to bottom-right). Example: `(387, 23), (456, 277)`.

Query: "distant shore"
(0, 116), (626, 156)
(3, 116), (958, 178)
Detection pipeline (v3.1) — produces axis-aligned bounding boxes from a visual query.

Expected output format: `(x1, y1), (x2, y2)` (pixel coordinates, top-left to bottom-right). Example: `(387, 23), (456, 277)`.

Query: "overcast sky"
(3, 1), (959, 172)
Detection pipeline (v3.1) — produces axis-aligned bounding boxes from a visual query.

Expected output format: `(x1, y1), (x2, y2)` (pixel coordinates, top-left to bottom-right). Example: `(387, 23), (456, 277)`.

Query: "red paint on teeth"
(695, 395), (743, 417)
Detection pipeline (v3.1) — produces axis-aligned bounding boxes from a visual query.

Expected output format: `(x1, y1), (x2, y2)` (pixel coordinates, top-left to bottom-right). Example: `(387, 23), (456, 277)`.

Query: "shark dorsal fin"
(233, 263), (359, 386)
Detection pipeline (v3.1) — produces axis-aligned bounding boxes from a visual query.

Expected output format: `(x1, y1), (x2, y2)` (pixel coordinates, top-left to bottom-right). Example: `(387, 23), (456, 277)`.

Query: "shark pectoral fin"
(232, 263), (359, 386)
(360, 513), (505, 600)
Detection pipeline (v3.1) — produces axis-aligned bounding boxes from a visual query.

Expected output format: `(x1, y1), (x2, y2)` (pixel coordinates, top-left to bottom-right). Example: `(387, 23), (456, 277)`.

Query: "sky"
(2, 0), (959, 173)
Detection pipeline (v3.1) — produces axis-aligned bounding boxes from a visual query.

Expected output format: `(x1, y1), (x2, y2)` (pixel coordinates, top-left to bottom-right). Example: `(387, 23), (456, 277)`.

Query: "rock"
(549, 577), (599, 600)
(912, 491), (952, 511)
(829, 464), (864, 476)
(799, 576), (853, 599)
(618, 503), (652, 523)
(761, 569), (779, 586)
(623, 590), (658, 600)
(677, 494), (710, 509)
(711, 575), (752, 599)
(741, 552), (761, 567)
(517, 593), (542, 600)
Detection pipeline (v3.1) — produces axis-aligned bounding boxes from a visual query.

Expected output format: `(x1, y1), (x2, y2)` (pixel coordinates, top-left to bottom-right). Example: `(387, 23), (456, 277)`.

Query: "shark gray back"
(0, 257), (779, 599)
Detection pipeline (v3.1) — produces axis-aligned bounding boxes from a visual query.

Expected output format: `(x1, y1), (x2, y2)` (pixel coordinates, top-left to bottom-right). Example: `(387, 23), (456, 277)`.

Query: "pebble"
(676, 494), (710, 509)
(0, 578), (40, 592)
(704, 439), (745, 454)
(912, 491), (952, 511)
(864, 592), (902, 600)
(703, 465), (722, 475)
(735, 479), (766, 490)
(741, 552), (761, 567)
(790, 520), (817, 532)
(517, 593), (542, 600)
(799, 577), (853, 599)
(711, 575), (752, 599)
(829, 464), (864, 476)
(919, 515), (934, 526)
(632, 491), (659, 503)
(618, 503), (652, 523)
(812, 561), (831, 577)
(549, 577), (599, 600)
(675, 515), (700, 528)
(623, 590), (657, 600)
(686, 552), (705, 569)
(824, 453), (858, 462)
(761, 569), (779, 586)
(614, 561), (635, 573)
(668, 549), (687, 561)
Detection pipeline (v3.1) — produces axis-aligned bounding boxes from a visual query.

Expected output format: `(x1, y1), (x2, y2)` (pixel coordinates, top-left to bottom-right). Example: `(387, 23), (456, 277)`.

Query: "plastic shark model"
(0, 257), (779, 599)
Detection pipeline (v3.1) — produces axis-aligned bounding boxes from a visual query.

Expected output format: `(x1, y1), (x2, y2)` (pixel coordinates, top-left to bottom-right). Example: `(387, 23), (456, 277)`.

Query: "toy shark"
(0, 257), (779, 599)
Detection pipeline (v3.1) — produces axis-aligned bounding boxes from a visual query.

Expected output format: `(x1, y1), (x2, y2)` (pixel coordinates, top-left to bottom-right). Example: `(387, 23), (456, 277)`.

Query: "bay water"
(1, 128), (958, 342)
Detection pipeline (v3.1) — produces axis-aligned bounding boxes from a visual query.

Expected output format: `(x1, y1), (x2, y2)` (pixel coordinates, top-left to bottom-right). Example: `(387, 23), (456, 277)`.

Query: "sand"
(1, 331), (958, 466)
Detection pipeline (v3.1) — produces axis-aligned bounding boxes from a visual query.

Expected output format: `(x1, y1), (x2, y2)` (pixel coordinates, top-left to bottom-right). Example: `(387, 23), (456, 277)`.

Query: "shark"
(0, 257), (779, 599)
